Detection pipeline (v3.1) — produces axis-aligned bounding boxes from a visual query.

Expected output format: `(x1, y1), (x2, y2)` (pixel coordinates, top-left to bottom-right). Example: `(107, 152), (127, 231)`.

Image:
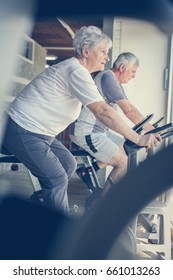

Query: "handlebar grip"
(124, 139), (144, 151)
(161, 129), (173, 139)
(132, 114), (154, 133)
(145, 123), (173, 135)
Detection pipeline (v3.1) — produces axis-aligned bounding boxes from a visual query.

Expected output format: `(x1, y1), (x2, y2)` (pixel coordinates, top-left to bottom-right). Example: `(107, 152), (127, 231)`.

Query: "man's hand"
(137, 134), (162, 149)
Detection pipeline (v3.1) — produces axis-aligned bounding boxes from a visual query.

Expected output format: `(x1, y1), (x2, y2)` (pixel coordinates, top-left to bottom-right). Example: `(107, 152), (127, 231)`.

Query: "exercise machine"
(71, 143), (103, 210)
(123, 115), (173, 258)
(0, 145), (43, 204)
(73, 114), (172, 212)
(70, 115), (173, 258)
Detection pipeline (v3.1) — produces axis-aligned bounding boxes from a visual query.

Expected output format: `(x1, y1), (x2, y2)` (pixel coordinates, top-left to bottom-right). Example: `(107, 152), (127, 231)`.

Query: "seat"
(0, 143), (42, 194)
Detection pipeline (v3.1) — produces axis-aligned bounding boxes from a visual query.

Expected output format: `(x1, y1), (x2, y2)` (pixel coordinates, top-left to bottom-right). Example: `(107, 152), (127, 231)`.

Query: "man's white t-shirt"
(7, 57), (104, 136)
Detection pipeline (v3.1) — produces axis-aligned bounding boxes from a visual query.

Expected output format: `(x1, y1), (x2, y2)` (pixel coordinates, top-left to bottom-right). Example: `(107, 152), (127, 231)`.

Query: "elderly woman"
(2, 26), (160, 214)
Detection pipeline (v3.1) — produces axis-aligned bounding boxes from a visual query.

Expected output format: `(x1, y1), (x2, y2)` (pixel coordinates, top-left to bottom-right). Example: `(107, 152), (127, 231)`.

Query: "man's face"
(119, 64), (138, 83)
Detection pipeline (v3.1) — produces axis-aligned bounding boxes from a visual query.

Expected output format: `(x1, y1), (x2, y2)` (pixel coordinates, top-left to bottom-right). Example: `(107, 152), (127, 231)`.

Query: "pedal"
(148, 238), (158, 244)
(27, 190), (44, 205)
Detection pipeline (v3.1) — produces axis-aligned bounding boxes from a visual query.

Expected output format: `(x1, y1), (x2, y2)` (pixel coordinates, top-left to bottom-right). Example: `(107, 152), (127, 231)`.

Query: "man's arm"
(116, 99), (155, 131)
(87, 101), (161, 148)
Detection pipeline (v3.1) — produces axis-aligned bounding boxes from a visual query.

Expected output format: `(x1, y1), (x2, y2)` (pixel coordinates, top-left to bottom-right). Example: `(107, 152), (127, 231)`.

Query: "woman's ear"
(82, 48), (89, 57)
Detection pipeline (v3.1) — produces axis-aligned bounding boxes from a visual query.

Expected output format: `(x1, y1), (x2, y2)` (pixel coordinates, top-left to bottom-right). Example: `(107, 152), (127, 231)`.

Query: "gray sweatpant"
(2, 114), (77, 215)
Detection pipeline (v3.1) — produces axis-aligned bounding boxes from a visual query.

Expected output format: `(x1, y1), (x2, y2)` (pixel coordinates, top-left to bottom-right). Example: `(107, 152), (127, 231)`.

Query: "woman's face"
(83, 41), (110, 73)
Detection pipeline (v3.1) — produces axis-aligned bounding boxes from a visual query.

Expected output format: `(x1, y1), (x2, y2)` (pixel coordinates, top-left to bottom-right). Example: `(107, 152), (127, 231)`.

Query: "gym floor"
(0, 161), (90, 216)
(0, 162), (172, 259)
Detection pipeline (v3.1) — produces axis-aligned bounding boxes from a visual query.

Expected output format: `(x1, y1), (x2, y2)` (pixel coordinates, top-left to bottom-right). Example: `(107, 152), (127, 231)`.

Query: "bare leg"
(95, 160), (109, 169)
(102, 142), (128, 194)
(89, 141), (127, 196)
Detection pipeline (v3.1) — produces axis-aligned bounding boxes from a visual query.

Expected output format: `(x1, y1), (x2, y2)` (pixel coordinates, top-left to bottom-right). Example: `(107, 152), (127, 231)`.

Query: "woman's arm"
(87, 101), (161, 148)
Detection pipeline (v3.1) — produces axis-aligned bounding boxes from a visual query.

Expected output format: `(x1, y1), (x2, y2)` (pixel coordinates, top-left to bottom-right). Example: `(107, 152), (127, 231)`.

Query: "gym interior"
(0, 0), (173, 260)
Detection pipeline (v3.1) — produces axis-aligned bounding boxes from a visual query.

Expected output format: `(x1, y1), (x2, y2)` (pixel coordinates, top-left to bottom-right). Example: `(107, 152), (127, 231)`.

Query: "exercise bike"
(69, 115), (173, 258)
(52, 116), (173, 260)
(75, 114), (172, 212)
(123, 115), (173, 258)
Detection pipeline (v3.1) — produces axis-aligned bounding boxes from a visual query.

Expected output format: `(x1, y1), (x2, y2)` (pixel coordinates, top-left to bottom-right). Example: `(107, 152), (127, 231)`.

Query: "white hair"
(73, 25), (112, 58)
(113, 52), (139, 69)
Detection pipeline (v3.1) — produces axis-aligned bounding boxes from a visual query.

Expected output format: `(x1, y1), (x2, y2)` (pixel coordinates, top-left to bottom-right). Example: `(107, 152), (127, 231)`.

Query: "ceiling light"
(45, 56), (57, 61)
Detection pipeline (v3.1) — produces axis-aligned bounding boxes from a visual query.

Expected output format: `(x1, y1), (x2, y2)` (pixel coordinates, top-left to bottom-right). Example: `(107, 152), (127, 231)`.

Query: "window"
(17, 34), (34, 63)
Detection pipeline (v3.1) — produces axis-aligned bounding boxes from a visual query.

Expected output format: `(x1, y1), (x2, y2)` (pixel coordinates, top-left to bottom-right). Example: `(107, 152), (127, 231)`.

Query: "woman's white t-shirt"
(7, 57), (103, 136)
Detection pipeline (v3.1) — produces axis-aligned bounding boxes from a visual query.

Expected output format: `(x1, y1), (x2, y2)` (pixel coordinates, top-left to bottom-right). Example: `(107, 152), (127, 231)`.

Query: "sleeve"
(68, 67), (104, 106)
(101, 71), (128, 103)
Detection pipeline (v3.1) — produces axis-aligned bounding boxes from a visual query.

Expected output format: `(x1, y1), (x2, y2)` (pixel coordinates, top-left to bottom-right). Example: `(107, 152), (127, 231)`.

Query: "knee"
(120, 153), (128, 165)
(118, 153), (128, 168)
(109, 150), (127, 169)
(65, 155), (77, 178)
(40, 170), (69, 190)
(60, 172), (69, 188)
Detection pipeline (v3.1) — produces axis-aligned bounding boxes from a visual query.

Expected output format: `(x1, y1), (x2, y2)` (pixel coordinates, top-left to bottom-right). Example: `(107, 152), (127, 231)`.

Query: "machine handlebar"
(161, 128), (173, 139)
(132, 114), (153, 134)
(152, 116), (164, 128)
(144, 123), (173, 135)
(124, 117), (173, 155)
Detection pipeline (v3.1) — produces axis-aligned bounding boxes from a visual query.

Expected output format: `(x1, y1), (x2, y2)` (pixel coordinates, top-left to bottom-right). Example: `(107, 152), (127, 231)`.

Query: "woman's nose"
(105, 54), (110, 62)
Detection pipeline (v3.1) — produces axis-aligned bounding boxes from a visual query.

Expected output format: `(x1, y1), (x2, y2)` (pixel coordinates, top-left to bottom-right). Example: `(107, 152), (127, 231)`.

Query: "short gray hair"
(73, 25), (112, 58)
(113, 52), (139, 69)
